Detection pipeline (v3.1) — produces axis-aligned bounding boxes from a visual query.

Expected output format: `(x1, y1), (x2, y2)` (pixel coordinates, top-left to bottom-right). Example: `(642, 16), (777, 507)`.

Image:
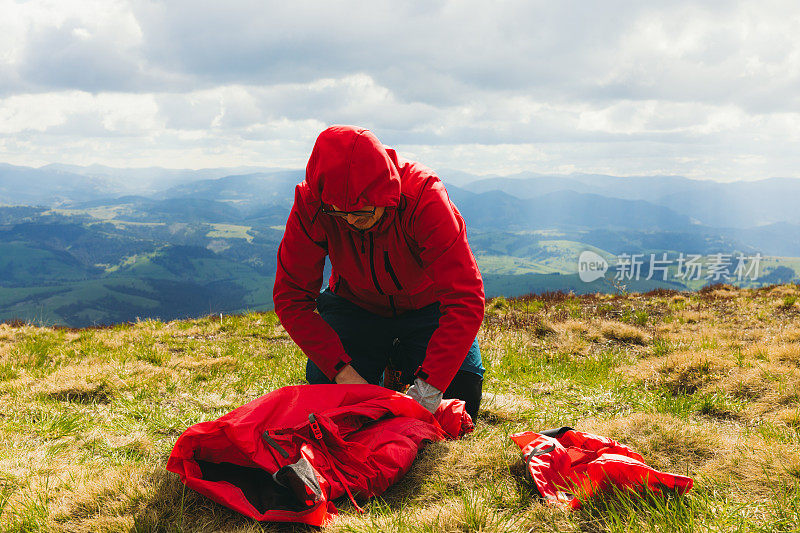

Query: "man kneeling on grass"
(273, 125), (485, 419)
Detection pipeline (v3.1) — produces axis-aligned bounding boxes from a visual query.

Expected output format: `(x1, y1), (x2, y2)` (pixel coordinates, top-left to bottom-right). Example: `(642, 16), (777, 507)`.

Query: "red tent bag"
(511, 427), (693, 509)
(167, 384), (473, 526)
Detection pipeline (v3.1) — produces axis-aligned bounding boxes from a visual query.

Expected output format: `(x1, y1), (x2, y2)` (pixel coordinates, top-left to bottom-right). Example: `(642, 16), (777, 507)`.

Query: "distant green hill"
(0, 242), (102, 285)
(2, 167), (800, 327)
(483, 272), (689, 299)
(0, 273), (275, 328)
(0, 215), (277, 326)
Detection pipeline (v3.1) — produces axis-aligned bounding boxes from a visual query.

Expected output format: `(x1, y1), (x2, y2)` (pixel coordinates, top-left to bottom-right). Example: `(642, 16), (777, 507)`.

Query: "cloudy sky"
(1, 0), (799, 180)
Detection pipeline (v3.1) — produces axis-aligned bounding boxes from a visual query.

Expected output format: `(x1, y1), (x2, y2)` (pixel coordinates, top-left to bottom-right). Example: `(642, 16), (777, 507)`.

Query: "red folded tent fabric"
(167, 384), (473, 526)
(510, 427), (693, 509)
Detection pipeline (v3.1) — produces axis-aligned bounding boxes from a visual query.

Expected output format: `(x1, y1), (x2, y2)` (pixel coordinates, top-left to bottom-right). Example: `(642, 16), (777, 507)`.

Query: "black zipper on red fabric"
(383, 251), (403, 291)
(368, 233), (398, 316)
(262, 430), (290, 458)
(368, 233), (384, 295)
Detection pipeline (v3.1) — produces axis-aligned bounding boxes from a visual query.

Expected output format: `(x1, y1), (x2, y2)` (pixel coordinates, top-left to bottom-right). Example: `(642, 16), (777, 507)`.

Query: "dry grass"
(781, 325), (800, 343)
(768, 285), (800, 298)
(599, 320), (651, 345)
(581, 413), (722, 474)
(769, 342), (800, 365)
(1, 286), (799, 531)
(675, 310), (712, 324)
(33, 364), (124, 404)
(624, 349), (735, 394)
(480, 392), (540, 423)
(698, 434), (800, 499)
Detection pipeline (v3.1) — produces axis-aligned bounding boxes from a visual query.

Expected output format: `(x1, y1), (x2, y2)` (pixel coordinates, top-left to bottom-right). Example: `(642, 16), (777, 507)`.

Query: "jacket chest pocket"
(382, 250), (404, 292)
(379, 247), (428, 295)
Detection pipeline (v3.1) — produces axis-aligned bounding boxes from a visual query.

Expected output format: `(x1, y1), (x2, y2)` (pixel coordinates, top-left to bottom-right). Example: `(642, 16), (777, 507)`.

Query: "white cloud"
(0, 91), (159, 135)
(1, 0), (146, 92)
(1, 1), (800, 179)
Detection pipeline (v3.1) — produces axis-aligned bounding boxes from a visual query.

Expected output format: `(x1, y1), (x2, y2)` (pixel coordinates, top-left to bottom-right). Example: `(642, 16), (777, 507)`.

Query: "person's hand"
(333, 364), (369, 385)
(406, 378), (443, 413)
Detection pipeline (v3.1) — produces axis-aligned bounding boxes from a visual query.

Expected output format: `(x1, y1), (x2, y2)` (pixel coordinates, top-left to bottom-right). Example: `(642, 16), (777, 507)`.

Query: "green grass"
(1, 285), (799, 531)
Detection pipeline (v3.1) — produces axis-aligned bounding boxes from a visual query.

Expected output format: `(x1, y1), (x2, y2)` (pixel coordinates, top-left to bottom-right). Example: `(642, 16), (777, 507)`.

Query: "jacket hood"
(305, 125), (401, 211)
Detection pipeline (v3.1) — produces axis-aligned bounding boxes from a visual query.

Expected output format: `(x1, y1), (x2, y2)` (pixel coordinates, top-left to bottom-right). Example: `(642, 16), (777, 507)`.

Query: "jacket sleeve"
(272, 186), (352, 380)
(410, 180), (485, 392)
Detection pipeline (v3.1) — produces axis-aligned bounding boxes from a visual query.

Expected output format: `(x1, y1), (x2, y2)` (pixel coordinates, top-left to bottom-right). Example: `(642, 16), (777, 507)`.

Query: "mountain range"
(1, 162), (799, 326)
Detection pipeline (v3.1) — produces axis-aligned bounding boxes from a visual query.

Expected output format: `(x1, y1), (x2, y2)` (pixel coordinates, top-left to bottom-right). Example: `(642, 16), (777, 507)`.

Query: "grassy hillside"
(0, 274), (276, 328)
(2, 204), (799, 328)
(483, 272), (689, 299)
(1, 285), (799, 531)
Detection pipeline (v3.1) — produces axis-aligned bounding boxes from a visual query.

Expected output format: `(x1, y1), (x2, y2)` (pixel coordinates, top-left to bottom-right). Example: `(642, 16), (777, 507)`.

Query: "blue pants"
(306, 289), (484, 417)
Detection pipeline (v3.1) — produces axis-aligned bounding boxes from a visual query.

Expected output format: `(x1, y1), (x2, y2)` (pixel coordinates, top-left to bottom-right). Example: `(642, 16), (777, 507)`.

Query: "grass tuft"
(486, 296), (509, 314)
(600, 320), (651, 345)
(781, 295), (798, 310)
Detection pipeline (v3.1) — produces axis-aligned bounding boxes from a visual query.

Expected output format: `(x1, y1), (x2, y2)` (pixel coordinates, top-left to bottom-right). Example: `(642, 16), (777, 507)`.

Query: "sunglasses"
(321, 206), (376, 218)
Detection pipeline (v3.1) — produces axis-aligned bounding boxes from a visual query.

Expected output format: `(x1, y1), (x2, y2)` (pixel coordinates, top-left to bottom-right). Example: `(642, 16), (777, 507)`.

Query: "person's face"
(331, 204), (385, 230)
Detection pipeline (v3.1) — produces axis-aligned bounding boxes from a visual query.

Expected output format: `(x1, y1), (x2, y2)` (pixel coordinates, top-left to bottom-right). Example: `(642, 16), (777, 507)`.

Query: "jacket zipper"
(368, 233), (396, 316)
(368, 233), (384, 295)
(383, 251), (403, 291)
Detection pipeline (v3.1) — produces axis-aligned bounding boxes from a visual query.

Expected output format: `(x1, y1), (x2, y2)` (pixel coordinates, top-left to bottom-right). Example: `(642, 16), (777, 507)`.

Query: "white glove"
(406, 378), (443, 414)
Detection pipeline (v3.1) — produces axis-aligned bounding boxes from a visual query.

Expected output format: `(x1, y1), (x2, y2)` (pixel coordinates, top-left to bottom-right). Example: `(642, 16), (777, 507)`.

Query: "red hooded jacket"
(273, 126), (485, 391)
(511, 427), (693, 509)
